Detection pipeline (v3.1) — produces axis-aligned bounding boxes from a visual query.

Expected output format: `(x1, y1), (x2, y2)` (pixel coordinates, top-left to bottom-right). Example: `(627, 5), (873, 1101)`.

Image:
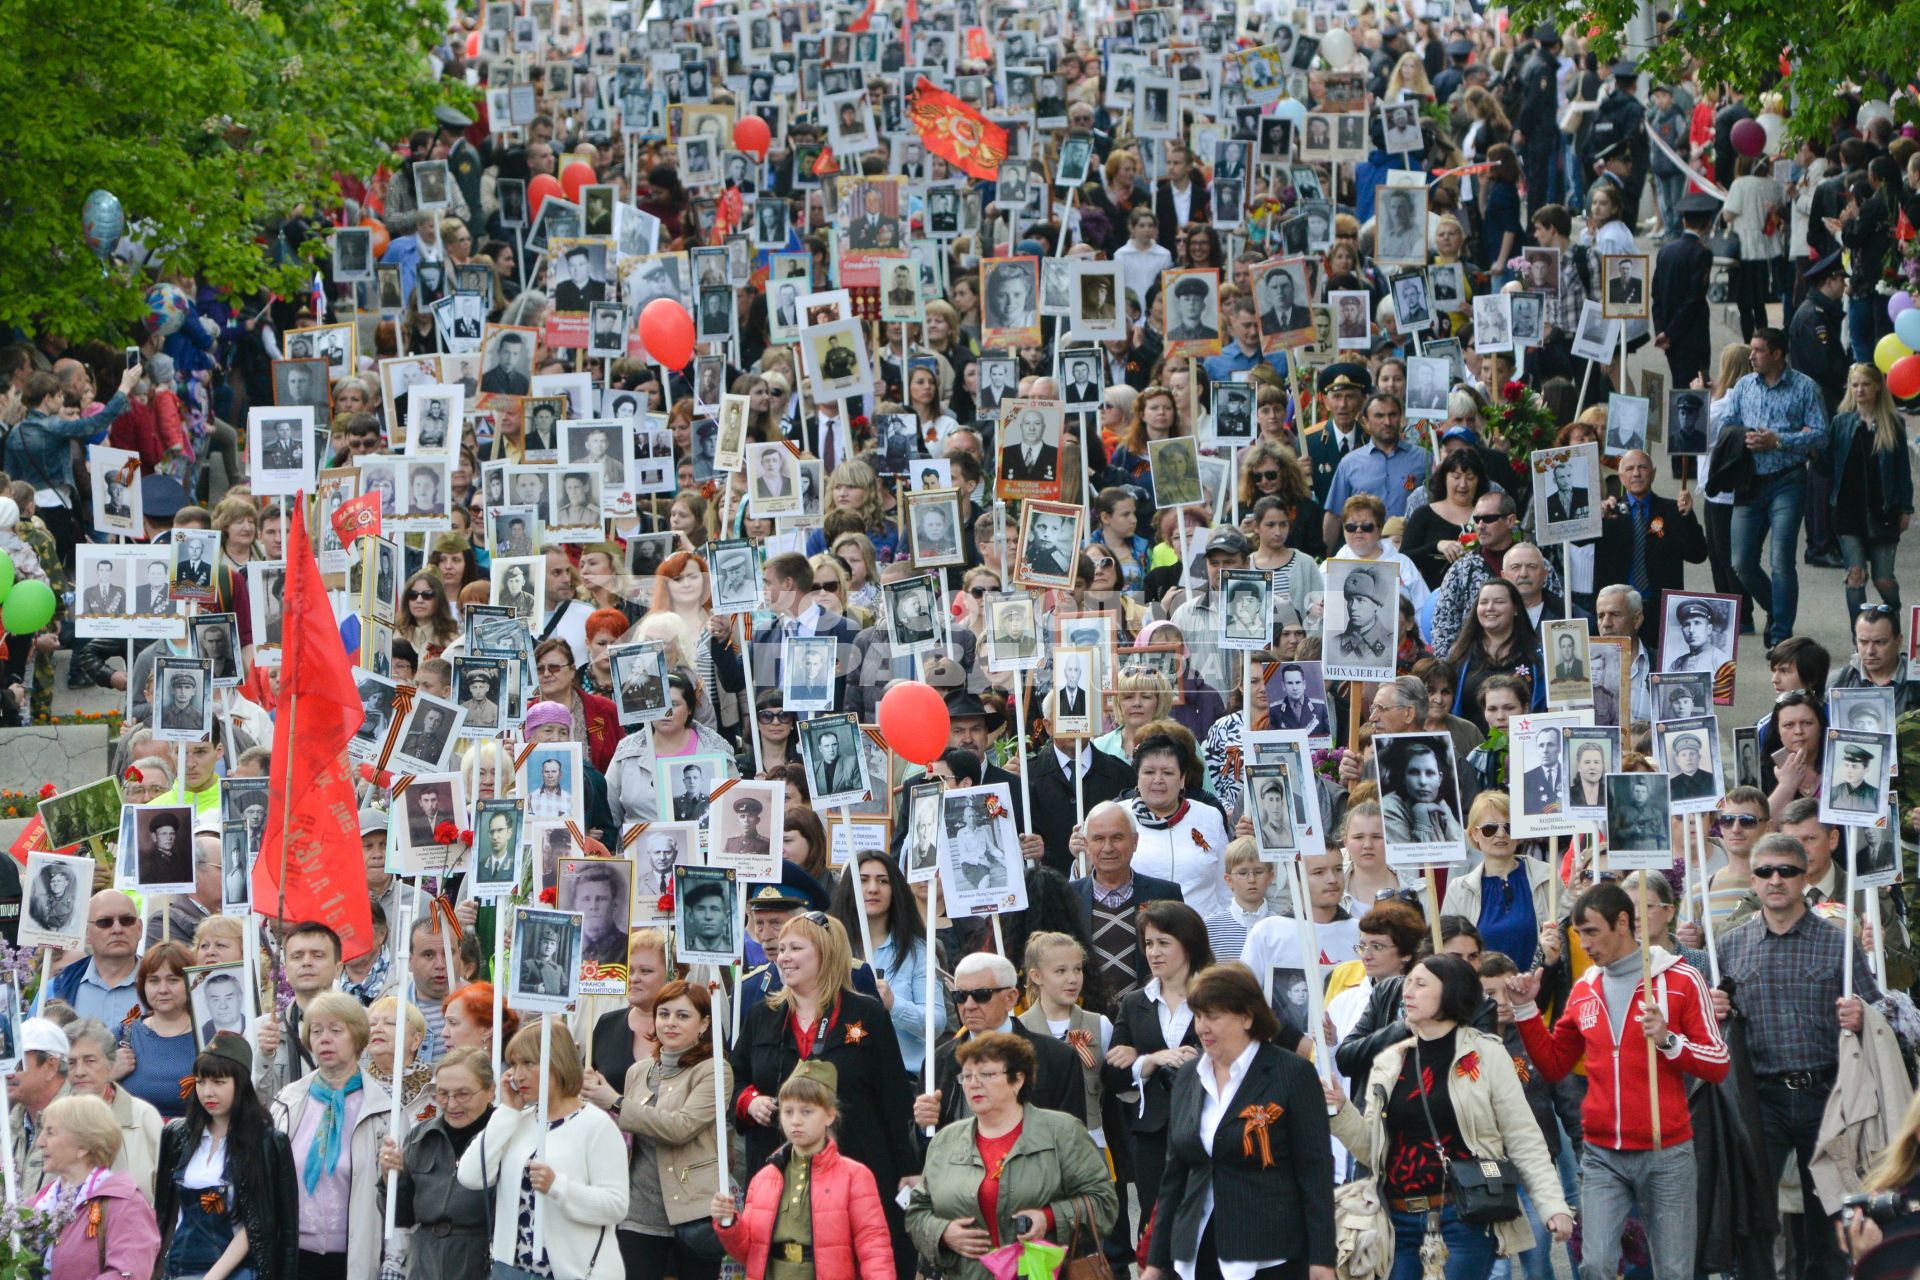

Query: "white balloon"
(1859, 99), (1894, 130)
(1320, 27), (1355, 68)
(1758, 112), (1785, 153)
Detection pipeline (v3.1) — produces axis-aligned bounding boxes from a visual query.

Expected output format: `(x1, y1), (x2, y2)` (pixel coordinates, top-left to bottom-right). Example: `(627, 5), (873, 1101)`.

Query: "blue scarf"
(303, 1072), (365, 1194)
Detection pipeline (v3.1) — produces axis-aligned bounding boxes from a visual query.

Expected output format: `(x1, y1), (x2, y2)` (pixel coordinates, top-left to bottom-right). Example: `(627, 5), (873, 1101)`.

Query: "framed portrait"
(395, 772), (469, 875)
(391, 692), (466, 774)
(87, 443), (143, 540)
(708, 779), (782, 879)
(332, 226), (374, 283)
(1668, 390), (1711, 457)
(905, 488), (967, 569)
(1568, 301), (1618, 364)
(1657, 591), (1740, 701)
(798, 713), (871, 809)
(1519, 247), (1559, 294)
(938, 783), (1028, 916)
(187, 963), (254, 1051)
(557, 858), (632, 992)
(1373, 185), (1427, 265)
(1388, 271), (1433, 334)
(152, 656), (213, 744)
(994, 399), (1063, 500)
(882, 573), (945, 655)
(1263, 660), (1331, 743)
(1148, 436), (1205, 509)
(1508, 712), (1590, 838)
(519, 741), (585, 821)
(1655, 714), (1723, 815)
(1733, 725), (1763, 790)
(1161, 268), (1223, 359)
(1604, 393), (1650, 457)
(1015, 499), (1084, 590)
(1321, 558), (1399, 681)
(1375, 732), (1467, 867)
(1330, 289), (1371, 350)
(878, 259), (923, 325)
(471, 798), (525, 897)
(347, 668), (401, 762)
(1510, 291), (1546, 348)
(509, 907), (584, 1013)
(627, 822), (697, 920)
(1534, 443), (1602, 545)
(189, 613), (241, 687)
(1380, 101), (1423, 154)
(984, 594), (1044, 673)
(75, 545), (178, 641)
(1821, 728), (1895, 829)
(284, 323), (355, 379)
(1246, 764), (1301, 859)
(130, 802), (197, 893)
(1604, 773), (1672, 869)
(1472, 292), (1514, 354)
(1069, 260), (1125, 342)
(1254, 259), (1315, 352)
(1557, 726), (1619, 818)
(169, 529), (220, 605)
(673, 866), (742, 964)
(1219, 568), (1274, 651)
(781, 636), (839, 713)
(745, 442), (804, 518)
(657, 752), (731, 825)
(1210, 382), (1256, 444)
(979, 255), (1042, 350)
(609, 642), (671, 726)
(1600, 253), (1651, 320)
(707, 539), (761, 614)
(1542, 619), (1594, 710)
(37, 777), (122, 853)
(1401, 354), (1450, 423)
(20, 852), (94, 950)
(799, 316), (875, 404)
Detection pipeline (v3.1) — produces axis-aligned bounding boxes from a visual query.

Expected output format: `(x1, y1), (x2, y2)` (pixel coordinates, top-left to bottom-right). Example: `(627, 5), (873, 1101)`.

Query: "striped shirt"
(1718, 367), (1829, 477)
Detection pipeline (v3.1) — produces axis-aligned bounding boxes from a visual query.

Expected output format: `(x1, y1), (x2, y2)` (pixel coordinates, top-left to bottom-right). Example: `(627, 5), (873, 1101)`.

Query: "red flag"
(330, 491), (382, 546)
(256, 492), (377, 961)
(714, 184), (745, 240)
(847, 0), (878, 32)
(909, 77), (1009, 181)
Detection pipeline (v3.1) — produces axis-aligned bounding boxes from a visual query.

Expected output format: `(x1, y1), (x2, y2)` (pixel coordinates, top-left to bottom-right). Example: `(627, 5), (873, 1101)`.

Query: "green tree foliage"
(0, 0), (460, 339)
(1508, 0), (1913, 140)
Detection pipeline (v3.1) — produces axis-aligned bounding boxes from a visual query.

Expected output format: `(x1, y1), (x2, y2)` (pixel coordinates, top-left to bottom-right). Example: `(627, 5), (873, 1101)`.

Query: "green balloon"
(0, 553), (12, 600)
(1, 580), (56, 635)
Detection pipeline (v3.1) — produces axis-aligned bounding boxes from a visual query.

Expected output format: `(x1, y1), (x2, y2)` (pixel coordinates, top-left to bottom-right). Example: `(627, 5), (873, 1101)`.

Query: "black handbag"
(1707, 214), (1741, 262)
(1411, 1037), (1523, 1227)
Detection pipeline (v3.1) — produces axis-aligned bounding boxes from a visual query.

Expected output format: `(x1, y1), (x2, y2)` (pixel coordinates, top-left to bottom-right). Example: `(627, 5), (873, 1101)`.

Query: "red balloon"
(734, 115), (772, 160)
(528, 173), (563, 218)
(1889, 354), (1920, 400)
(878, 681), (952, 766)
(360, 217), (389, 258)
(1731, 117), (1766, 158)
(638, 298), (696, 370)
(560, 160), (596, 204)
(465, 29), (481, 58)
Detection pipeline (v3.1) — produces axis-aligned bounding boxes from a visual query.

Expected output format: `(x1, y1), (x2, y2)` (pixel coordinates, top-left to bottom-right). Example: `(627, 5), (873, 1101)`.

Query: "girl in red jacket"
(711, 1060), (896, 1280)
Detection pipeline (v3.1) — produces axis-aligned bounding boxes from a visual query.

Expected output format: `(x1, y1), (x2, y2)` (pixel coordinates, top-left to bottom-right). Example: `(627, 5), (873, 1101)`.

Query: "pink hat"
(523, 700), (572, 734)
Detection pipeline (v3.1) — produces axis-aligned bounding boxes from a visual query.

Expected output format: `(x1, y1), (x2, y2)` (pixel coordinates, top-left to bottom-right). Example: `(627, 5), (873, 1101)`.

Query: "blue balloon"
(1275, 98), (1308, 128)
(1896, 307), (1920, 352)
(81, 189), (124, 260)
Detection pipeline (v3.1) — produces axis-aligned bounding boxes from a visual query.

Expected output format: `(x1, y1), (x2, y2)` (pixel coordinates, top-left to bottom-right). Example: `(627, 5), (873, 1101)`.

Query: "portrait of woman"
(1378, 735), (1465, 848)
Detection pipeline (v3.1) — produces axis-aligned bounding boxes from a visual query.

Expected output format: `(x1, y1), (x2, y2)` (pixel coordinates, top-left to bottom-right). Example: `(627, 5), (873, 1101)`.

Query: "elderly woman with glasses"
(731, 913), (920, 1279)
(907, 1032), (1116, 1280)
(376, 1047), (497, 1280)
(531, 636), (625, 774)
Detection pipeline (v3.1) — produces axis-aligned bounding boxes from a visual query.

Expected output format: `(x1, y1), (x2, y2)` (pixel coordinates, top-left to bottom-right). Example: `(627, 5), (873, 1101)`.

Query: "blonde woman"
(808, 552), (874, 627)
(213, 495), (263, 570)
(364, 994), (436, 1127)
(1387, 50), (1434, 101)
(1095, 665), (1175, 761)
(807, 459), (900, 559)
(830, 531), (883, 610)
(1440, 791), (1555, 967)
(1828, 362), (1912, 614)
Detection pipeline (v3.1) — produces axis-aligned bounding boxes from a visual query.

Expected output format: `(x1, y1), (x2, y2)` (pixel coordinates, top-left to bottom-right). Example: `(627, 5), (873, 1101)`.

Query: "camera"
(1012, 1215), (1034, 1236)
(1842, 1192), (1920, 1226)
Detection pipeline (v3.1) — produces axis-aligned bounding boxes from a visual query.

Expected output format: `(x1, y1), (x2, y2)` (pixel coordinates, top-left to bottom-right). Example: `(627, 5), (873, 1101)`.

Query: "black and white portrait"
(906, 489), (965, 568)
(674, 866), (741, 963)
(472, 799), (524, 894)
(799, 714), (871, 808)
(188, 964), (252, 1051)
(1380, 102), (1423, 154)
(1376, 732), (1466, 866)
(708, 539), (761, 613)
(1604, 392), (1650, 456)
(134, 803), (196, 892)
(1219, 569), (1273, 649)
(1604, 773), (1671, 867)
(1404, 355), (1450, 422)
(1668, 390), (1710, 456)
(1390, 272), (1432, 333)
(1601, 253), (1651, 320)
(610, 642), (670, 725)
(511, 907), (584, 1011)
(189, 612), (241, 686)
(1016, 500), (1083, 589)
(20, 852), (92, 948)
(1374, 187), (1426, 265)
(1822, 730), (1893, 828)
(1472, 292), (1513, 353)
(1321, 559), (1399, 681)
(883, 574), (942, 653)
(937, 783), (1028, 915)
(153, 657), (212, 743)
(393, 693), (464, 773)
(1247, 765), (1299, 857)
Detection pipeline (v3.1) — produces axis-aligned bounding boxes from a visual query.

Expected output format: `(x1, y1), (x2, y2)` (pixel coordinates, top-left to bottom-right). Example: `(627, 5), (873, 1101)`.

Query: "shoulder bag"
(1411, 1037), (1521, 1226)
(480, 1126), (609, 1280)
(1060, 1192), (1116, 1280)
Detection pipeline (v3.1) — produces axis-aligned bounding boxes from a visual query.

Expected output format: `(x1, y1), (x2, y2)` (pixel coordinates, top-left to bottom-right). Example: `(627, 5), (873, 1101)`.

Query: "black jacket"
(1107, 986), (1202, 1134)
(1593, 492), (1709, 648)
(154, 1119), (300, 1280)
(730, 989), (921, 1188)
(1334, 976), (1500, 1090)
(1789, 289), (1850, 412)
(1147, 1042), (1337, 1272)
(1024, 746), (1133, 876)
(1651, 231), (1715, 359)
(1154, 178), (1211, 253)
(926, 1023), (1088, 1129)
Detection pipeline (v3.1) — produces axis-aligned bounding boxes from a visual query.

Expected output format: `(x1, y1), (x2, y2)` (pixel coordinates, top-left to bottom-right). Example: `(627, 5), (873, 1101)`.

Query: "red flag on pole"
(330, 491), (382, 547)
(256, 492), (377, 961)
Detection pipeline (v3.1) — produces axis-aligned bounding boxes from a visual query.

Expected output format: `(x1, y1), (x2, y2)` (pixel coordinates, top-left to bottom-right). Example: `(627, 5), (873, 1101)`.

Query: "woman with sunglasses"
(730, 913), (919, 1278)
(399, 572), (459, 661)
(1702, 787), (1771, 931)
(1441, 792), (1553, 969)
(531, 636), (624, 775)
(739, 689), (799, 775)
(1238, 441), (1327, 557)
(1335, 494), (1428, 609)
(1083, 554), (1150, 636)
(808, 551), (874, 628)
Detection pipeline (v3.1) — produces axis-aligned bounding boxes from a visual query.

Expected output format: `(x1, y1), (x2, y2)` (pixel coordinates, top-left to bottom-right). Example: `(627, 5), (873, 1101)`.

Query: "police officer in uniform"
(1513, 25), (1564, 213)
(1791, 250), (1850, 567)
(434, 105), (483, 231)
(1652, 193), (1719, 389)
(1301, 363), (1371, 507)
(1585, 62), (1648, 223)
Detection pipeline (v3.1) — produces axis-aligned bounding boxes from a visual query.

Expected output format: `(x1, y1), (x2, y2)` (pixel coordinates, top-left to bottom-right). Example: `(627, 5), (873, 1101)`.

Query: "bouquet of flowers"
(1481, 379), (1559, 463)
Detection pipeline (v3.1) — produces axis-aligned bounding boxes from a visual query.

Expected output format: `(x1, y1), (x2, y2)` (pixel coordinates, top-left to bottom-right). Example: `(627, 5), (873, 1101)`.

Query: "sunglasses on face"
(967, 585), (992, 597)
(407, 589), (436, 600)
(1753, 864), (1807, 880)
(1472, 512), (1507, 524)
(535, 663), (572, 675)
(1252, 469), (1281, 481)
(1343, 522), (1376, 534)
(1715, 813), (1762, 829)
(954, 985), (1012, 1005)
(1475, 822), (1511, 837)
(92, 914), (139, 930)
(758, 709), (796, 723)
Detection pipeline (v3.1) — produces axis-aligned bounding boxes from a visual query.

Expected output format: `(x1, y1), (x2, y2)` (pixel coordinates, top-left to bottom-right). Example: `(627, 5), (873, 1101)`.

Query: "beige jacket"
(108, 1084), (162, 1201)
(274, 1071), (394, 1280)
(1812, 1004), (1913, 1210)
(619, 1053), (732, 1226)
(1330, 1026), (1569, 1258)
(1440, 859), (1556, 938)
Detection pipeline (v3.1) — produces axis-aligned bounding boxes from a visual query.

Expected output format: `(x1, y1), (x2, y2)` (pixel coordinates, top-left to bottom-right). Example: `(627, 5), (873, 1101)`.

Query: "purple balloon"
(1731, 117), (1766, 157)
(1892, 293), (1915, 323)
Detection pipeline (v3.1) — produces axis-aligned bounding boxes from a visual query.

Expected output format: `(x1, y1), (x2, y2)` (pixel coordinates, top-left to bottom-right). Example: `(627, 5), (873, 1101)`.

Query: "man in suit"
(1260, 267), (1310, 336)
(1651, 193), (1718, 388)
(1552, 633), (1585, 683)
(1166, 275), (1218, 343)
(1594, 450), (1708, 650)
(710, 551), (859, 711)
(574, 864), (629, 968)
(1522, 728), (1566, 815)
(787, 643), (833, 704)
(977, 360), (1016, 412)
(1055, 655), (1089, 720)
(1605, 255), (1643, 309)
(481, 333), (531, 394)
(1067, 801), (1185, 1000)
(914, 952), (1087, 1128)
(1064, 359), (1100, 406)
(772, 282), (800, 331)
(1025, 730), (1133, 877)
(999, 408), (1056, 484)
(1153, 144), (1210, 251)
(1545, 455), (1590, 524)
(1268, 663), (1330, 736)
(134, 561), (169, 615)
(551, 245), (606, 311)
(753, 447), (793, 500)
(82, 561), (124, 616)
(477, 809), (520, 884)
(1831, 744), (1881, 812)
(809, 726), (864, 796)
(175, 536), (213, 589)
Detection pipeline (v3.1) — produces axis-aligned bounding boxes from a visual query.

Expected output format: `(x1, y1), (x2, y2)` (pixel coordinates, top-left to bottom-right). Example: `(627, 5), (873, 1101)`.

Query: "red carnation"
(459, 828), (474, 845)
(1502, 380), (1525, 403)
(122, 767), (142, 782)
(539, 886), (558, 905)
(658, 893), (675, 912)
(434, 821), (458, 845)
(38, 784), (57, 799)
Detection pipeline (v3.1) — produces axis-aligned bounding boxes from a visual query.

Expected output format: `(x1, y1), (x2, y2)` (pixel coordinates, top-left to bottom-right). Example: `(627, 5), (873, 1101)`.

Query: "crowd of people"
(5, 1), (1920, 1280)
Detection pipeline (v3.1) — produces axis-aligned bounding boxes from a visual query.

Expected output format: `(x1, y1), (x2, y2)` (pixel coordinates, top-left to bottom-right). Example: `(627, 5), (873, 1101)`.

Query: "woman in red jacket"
(711, 1061), (895, 1280)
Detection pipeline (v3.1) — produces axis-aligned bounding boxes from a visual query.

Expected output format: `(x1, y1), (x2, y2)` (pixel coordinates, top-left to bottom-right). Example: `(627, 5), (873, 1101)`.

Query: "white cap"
(19, 1018), (69, 1060)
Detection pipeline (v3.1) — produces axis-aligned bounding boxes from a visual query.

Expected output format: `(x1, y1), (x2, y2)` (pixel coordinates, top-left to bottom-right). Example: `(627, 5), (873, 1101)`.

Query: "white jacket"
(457, 1102), (629, 1280)
(274, 1071), (394, 1280)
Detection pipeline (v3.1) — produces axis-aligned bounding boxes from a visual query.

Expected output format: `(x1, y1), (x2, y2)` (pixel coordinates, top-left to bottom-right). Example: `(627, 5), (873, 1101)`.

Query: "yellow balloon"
(1877, 333), (1914, 373)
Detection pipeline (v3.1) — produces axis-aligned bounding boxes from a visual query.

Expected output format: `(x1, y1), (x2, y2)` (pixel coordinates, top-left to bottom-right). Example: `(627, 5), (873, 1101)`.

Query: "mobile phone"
(124, 347), (141, 370)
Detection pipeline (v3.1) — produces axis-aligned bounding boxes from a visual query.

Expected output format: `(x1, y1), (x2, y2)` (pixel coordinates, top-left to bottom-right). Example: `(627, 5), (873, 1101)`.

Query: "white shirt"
(1170, 182), (1193, 226)
(1240, 913), (1363, 978)
(1178, 1039), (1284, 1280)
(1114, 240), (1174, 313)
(1132, 977), (1195, 1107)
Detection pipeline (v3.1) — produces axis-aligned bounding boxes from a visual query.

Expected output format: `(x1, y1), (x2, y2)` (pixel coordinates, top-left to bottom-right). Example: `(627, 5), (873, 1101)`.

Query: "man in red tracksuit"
(1506, 882), (1728, 1280)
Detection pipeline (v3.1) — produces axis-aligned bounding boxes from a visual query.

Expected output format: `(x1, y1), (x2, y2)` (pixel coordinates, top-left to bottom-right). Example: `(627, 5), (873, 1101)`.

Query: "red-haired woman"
(649, 551), (735, 735)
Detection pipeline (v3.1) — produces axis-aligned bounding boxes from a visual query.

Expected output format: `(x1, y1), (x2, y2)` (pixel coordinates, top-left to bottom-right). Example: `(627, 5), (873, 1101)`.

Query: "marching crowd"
(4, 1), (1920, 1280)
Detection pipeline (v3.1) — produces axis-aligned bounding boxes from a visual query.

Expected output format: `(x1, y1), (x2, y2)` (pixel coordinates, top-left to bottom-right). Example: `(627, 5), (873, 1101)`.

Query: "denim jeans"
(1731, 466), (1808, 645)
(1487, 1187), (1552, 1280)
(1576, 1142), (1698, 1280)
(1652, 172), (1688, 238)
(1838, 534), (1903, 616)
(1389, 1205), (1497, 1280)
(1849, 295), (1878, 363)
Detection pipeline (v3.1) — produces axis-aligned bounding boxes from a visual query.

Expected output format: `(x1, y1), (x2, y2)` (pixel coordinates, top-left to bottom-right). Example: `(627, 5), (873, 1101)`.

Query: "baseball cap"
(20, 1019), (69, 1060)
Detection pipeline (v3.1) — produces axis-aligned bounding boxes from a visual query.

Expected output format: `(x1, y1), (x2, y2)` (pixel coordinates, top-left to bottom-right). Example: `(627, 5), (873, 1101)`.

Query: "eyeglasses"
(1354, 940), (1399, 956)
(1858, 603), (1893, 616)
(954, 985), (1012, 1005)
(1471, 512), (1508, 524)
(758, 709), (795, 723)
(92, 914), (139, 929)
(433, 1086), (484, 1105)
(535, 663), (572, 675)
(1343, 522), (1377, 534)
(967, 585), (993, 597)
(958, 1068), (1008, 1085)
(798, 911), (831, 927)
(1715, 813), (1762, 829)
(1753, 864), (1807, 880)
(1374, 887), (1422, 905)
(1251, 469), (1281, 481)
(1475, 822), (1511, 837)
